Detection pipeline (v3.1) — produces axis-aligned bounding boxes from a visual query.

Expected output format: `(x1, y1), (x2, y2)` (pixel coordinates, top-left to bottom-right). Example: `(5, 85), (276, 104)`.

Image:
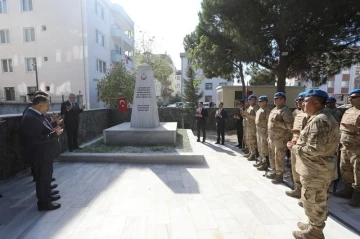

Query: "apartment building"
(287, 63), (360, 104)
(0, 0), (134, 109)
(180, 52), (232, 104)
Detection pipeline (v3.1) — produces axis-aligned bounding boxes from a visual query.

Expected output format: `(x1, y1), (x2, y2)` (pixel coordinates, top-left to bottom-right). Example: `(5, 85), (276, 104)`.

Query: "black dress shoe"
(50, 184), (58, 189)
(50, 195), (61, 201)
(69, 149), (74, 152)
(52, 178), (56, 182)
(197, 139), (200, 142)
(221, 142), (224, 145)
(202, 140), (205, 143)
(38, 203), (61, 211)
(50, 190), (59, 196)
(215, 142), (220, 144)
(235, 144), (240, 147)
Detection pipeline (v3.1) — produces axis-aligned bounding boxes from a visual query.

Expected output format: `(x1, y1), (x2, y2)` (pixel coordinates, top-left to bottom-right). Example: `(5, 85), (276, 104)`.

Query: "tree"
(135, 32), (174, 86)
(182, 66), (204, 129)
(94, 62), (135, 107)
(187, 0), (360, 92)
(184, 22), (248, 95)
(169, 94), (182, 104)
(246, 66), (276, 86)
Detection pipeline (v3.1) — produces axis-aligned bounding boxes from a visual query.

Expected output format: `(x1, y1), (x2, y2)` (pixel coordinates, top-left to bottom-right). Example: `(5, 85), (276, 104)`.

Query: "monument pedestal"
(104, 122), (177, 145)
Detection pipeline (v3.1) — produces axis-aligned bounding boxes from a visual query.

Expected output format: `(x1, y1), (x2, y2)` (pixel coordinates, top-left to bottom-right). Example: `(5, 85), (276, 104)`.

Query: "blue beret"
(248, 94), (257, 100)
(326, 96), (336, 102)
(274, 92), (286, 99)
(304, 89), (328, 100)
(242, 98), (248, 103)
(350, 89), (360, 95)
(297, 92), (306, 100)
(258, 95), (268, 101)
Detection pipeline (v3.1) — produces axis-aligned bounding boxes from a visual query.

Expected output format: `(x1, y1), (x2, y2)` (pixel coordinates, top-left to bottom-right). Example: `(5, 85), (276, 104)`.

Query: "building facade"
(180, 52), (232, 104)
(0, 0), (134, 109)
(287, 63), (360, 104)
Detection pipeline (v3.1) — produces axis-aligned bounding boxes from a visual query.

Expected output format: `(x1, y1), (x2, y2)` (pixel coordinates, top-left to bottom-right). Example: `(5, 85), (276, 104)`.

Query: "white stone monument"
(130, 64), (160, 128)
(103, 64), (177, 145)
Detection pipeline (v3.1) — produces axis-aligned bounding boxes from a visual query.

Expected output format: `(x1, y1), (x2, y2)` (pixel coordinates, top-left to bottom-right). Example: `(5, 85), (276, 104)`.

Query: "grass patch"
(76, 129), (192, 153)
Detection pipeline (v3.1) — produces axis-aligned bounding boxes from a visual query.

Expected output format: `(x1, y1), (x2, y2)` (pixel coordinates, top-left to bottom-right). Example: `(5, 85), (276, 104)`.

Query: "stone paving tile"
(0, 133), (359, 239)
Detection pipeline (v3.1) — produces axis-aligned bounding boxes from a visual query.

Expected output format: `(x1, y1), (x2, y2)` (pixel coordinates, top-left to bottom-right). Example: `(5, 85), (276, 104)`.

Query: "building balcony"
(124, 55), (134, 69)
(111, 50), (121, 63)
(111, 26), (123, 39)
(123, 35), (134, 49)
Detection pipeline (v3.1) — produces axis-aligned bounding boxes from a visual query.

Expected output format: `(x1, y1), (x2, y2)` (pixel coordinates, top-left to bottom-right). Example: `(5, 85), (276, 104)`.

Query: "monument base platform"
(103, 122), (177, 145)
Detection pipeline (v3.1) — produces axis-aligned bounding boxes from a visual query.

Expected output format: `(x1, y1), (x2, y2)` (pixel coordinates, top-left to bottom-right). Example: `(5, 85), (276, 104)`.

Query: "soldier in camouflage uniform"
(243, 95), (260, 161)
(325, 96), (343, 123)
(288, 89), (340, 239)
(333, 89), (360, 207)
(241, 99), (249, 153)
(266, 92), (293, 184)
(253, 95), (271, 170)
(286, 92), (308, 198)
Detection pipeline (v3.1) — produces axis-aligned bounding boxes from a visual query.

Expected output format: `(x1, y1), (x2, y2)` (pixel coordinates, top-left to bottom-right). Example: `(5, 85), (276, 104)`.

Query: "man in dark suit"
(234, 102), (244, 147)
(61, 93), (85, 152)
(22, 95), (63, 211)
(23, 90), (60, 184)
(215, 102), (228, 145)
(196, 102), (208, 142)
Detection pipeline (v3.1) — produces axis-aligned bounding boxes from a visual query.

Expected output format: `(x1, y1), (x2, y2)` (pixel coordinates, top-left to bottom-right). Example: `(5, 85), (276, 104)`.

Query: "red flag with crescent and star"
(116, 97), (127, 113)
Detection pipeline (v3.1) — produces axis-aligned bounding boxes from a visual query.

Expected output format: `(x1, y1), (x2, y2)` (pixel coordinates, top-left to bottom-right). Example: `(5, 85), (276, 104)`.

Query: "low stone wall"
(0, 102), (62, 115)
(0, 107), (347, 180)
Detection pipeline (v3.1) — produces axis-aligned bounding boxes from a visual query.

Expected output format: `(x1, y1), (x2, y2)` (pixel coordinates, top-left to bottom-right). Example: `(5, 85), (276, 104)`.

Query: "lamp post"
(32, 63), (39, 90)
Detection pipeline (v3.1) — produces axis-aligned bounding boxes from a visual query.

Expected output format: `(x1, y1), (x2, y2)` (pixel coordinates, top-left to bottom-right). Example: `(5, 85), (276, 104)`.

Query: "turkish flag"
(116, 97), (127, 112)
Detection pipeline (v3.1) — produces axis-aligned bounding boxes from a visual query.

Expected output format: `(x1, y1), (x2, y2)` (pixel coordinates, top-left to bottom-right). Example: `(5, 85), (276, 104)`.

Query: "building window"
(25, 57), (36, 72)
(327, 81), (334, 88)
(96, 29), (105, 47)
(1, 59), (13, 72)
(205, 95), (212, 102)
(219, 82), (227, 86)
(21, 0), (33, 11)
(95, 2), (104, 19)
(205, 83), (213, 90)
(341, 81), (349, 88)
(42, 25), (47, 31)
(5, 87), (15, 100)
(45, 86), (50, 91)
(0, 0), (7, 14)
(176, 75), (181, 81)
(27, 86), (36, 94)
(23, 27), (35, 42)
(44, 57), (48, 61)
(96, 59), (106, 73)
(0, 29), (10, 43)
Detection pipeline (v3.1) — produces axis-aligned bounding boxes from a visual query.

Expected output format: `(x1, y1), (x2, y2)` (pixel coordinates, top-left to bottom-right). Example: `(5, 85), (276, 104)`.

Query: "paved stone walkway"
(0, 132), (359, 239)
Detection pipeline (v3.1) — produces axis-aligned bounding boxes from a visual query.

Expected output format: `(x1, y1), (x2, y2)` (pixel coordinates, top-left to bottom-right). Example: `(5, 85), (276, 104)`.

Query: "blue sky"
(114, 0), (202, 70)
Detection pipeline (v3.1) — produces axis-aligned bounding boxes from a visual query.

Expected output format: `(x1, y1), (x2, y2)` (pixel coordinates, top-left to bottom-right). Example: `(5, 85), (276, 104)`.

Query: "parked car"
(167, 102), (184, 108)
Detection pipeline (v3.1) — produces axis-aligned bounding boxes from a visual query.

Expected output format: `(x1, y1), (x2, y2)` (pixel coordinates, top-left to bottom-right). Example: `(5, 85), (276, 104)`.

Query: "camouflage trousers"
(340, 150), (360, 190)
(256, 127), (268, 160)
(246, 127), (257, 155)
(300, 176), (331, 230)
(291, 148), (301, 189)
(268, 135), (288, 174)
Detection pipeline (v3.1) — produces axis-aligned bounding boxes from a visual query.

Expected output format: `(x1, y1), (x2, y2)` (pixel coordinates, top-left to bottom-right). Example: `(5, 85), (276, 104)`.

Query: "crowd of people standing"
(195, 89), (360, 239)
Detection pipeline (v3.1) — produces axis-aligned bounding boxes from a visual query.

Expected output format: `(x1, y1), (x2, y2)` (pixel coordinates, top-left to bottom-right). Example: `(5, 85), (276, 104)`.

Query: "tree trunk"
(276, 68), (286, 93)
(238, 63), (246, 98)
(277, 32), (288, 93)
